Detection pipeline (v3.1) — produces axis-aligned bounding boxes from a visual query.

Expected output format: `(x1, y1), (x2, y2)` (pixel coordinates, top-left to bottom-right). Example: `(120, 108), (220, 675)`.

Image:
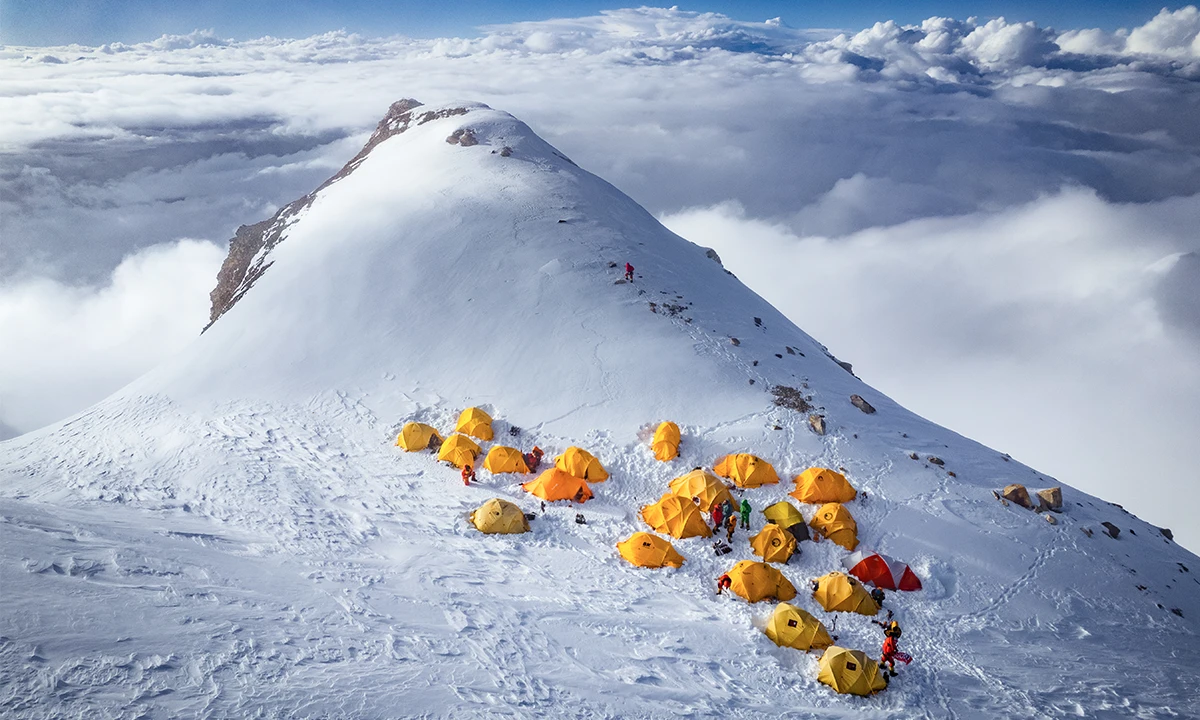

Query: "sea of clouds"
(1, 6), (1198, 547)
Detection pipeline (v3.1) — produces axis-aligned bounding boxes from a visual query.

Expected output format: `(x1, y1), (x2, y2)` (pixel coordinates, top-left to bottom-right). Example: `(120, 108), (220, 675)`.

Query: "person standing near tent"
(523, 446), (544, 473)
(739, 499), (751, 529)
(725, 514), (737, 542)
(711, 502), (725, 531)
(716, 573), (732, 595)
(624, 262), (634, 281)
(462, 464), (476, 486)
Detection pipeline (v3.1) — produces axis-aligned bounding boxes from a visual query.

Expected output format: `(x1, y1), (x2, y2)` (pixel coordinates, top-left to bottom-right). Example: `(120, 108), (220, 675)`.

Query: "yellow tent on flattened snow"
(713, 453), (780, 488)
(668, 469), (734, 513)
(522, 469), (593, 503)
(791, 467), (857, 504)
(812, 571), (879, 615)
(651, 422), (681, 462)
(456, 407), (494, 441)
(438, 434), (482, 468)
(396, 422), (443, 452)
(817, 647), (888, 696)
(641, 493), (712, 539)
(763, 501), (806, 531)
(750, 523), (797, 564)
(555, 446), (609, 482)
(617, 532), (685, 568)
(725, 560), (797, 603)
(483, 446), (530, 474)
(470, 498), (530, 534)
(764, 602), (833, 652)
(809, 502), (859, 550)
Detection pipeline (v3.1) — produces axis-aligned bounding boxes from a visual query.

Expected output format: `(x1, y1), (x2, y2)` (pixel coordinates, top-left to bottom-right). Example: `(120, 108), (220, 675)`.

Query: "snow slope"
(2, 101), (1198, 719)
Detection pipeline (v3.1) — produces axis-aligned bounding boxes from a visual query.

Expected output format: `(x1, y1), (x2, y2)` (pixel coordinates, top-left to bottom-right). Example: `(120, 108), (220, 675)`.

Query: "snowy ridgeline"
(2, 102), (1198, 719)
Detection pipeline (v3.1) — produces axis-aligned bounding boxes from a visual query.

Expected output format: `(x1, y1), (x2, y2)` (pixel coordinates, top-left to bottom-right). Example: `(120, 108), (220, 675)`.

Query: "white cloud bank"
(0, 5), (1198, 547)
(661, 190), (1200, 548)
(0, 240), (225, 437)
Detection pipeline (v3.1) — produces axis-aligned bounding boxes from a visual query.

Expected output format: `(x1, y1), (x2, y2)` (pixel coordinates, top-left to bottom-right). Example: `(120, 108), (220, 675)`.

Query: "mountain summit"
(1, 100), (1197, 718)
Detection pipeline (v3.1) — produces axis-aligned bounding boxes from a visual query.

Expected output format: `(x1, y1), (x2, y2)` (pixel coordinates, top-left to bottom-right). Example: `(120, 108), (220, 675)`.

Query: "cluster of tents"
(396, 407), (610, 530)
(398, 414), (923, 697)
(615, 424), (923, 696)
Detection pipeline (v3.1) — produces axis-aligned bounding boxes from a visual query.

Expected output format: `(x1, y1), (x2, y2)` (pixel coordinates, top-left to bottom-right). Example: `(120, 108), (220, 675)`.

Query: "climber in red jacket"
(624, 262), (634, 281)
(462, 464), (476, 486)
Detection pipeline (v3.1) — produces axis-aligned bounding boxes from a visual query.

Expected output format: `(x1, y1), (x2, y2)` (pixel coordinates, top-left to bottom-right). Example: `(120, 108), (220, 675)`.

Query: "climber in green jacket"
(739, 499), (751, 530)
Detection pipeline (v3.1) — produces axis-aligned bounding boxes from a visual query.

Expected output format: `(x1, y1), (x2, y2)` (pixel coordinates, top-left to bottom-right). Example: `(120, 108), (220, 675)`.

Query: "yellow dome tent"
(438, 434), (482, 468)
(762, 500), (806, 531)
(455, 407), (494, 441)
(713, 453), (780, 488)
(641, 493), (712, 539)
(470, 498), (530, 534)
(555, 446), (609, 482)
(791, 467), (857, 504)
(668, 469), (734, 513)
(750, 523), (797, 564)
(817, 647), (888, 696)
(483, 446), (530, 474)
(395, 422), (444, 452)
(809, 503), (859, 550)
(651, 422), (681, 461)
(522, 468), (593, 503)
(764, 603), (833, 652)
(725, 560), (797, 603)
(617, 532), (685, 569)
(812, 571), (879, 615)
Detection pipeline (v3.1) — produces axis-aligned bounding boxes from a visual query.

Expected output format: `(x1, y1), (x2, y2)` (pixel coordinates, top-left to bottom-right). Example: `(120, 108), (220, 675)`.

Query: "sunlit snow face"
(0, 6), (1198, 548)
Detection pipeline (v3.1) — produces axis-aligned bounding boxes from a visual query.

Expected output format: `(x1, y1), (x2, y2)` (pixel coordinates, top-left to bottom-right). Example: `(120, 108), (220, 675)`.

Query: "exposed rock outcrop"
(849, 394), (876, 414)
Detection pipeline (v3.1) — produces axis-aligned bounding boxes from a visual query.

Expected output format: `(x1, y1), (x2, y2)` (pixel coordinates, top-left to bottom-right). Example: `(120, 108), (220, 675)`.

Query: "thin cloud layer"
(0, 6), (1198, 546)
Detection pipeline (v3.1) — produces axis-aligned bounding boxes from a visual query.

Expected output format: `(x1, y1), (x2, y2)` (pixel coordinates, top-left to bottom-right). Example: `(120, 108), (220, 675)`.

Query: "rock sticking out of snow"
(1002, 484), (1035, 509)
(850, 394), (876, 414)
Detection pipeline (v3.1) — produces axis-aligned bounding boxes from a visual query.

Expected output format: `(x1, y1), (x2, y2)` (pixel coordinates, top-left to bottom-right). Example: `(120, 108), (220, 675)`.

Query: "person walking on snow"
(739, 499), (751, 530)
(624, 262), (634, 281)
(873, 619), (910, 677)
(462, 464), (476, 486)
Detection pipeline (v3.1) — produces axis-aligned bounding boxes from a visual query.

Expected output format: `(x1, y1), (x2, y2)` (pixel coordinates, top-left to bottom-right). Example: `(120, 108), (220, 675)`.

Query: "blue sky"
(1, 0), (1188, 46)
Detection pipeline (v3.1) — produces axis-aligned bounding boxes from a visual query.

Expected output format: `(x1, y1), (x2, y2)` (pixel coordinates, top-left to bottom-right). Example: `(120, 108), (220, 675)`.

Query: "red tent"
(841, 551), (922, 591)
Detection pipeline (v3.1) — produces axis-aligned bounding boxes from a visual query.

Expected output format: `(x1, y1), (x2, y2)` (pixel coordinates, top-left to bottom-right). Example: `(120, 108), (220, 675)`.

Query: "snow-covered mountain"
(1, 100), (1197, 719)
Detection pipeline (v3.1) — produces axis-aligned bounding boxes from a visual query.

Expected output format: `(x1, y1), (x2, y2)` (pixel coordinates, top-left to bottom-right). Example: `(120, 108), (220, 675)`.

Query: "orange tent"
(651, 421), (681, 461)
(522, 469), (593, 503)
(791, 468), (857, 504)
(725, 560), (797, 603)
(555, 446), (609, 482)
(713, 453), (780, 488)
(641, 493), (712, 539)
(668, 469), (734, 513)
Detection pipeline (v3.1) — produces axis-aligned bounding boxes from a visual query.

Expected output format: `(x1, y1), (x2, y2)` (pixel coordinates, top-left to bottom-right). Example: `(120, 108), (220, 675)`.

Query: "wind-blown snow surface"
(2, 103), (1198, 719)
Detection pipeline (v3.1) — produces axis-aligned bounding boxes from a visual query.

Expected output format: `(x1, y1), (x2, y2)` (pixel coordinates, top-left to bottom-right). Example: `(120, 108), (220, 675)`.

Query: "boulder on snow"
(927, 456), (944, 466)
(1159, 527), (1174, 541)
(1036, 487), (1063, 512)
(1101, 521), (1121, 539)
(1001, 484), (1034, 510)
(446, 128), (479, 146)
(808, 414), (827, 436)
(849, 395), (876, 414)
